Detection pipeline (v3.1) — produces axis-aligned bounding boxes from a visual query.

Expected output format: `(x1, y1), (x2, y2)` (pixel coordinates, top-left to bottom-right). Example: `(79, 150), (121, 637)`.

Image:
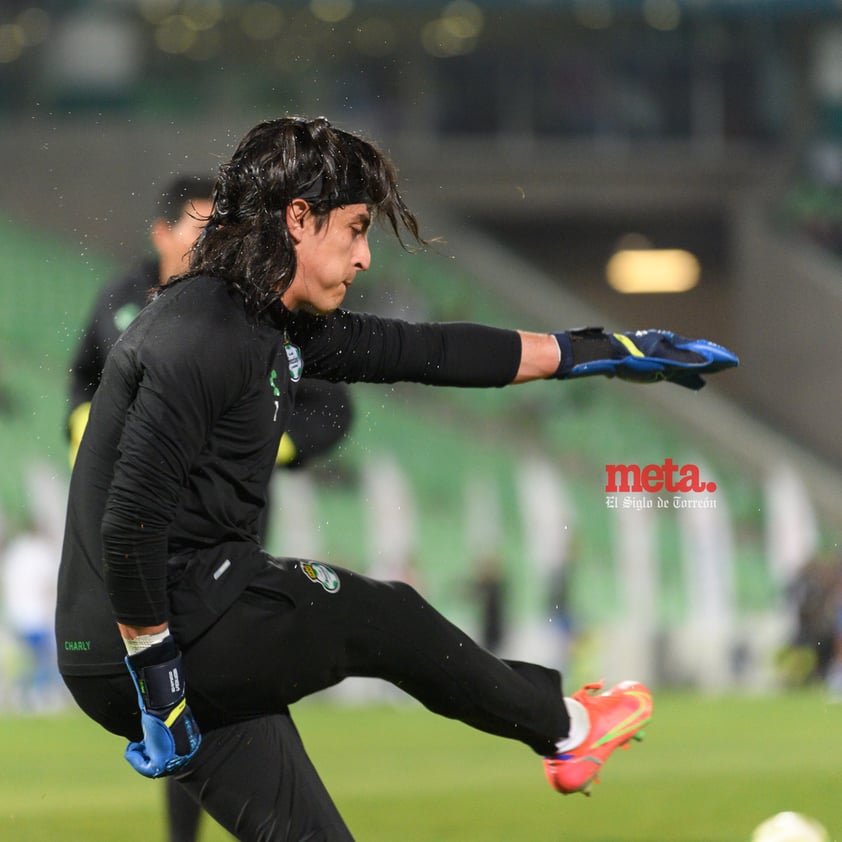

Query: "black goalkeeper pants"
(64, 556), (569, 841)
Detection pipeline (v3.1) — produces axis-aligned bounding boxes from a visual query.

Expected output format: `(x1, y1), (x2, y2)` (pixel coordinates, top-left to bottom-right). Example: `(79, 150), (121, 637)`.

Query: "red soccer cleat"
(543, 680), (652, 796)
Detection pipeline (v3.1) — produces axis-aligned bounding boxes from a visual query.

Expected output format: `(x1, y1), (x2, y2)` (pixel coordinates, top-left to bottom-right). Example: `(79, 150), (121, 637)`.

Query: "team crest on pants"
(300, 562), (340, 593)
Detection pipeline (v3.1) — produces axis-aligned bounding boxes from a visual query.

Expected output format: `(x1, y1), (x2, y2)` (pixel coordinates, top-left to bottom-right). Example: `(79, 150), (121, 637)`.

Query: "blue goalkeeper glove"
(554, 327), (738, 390)
(124, 636), (202, 778)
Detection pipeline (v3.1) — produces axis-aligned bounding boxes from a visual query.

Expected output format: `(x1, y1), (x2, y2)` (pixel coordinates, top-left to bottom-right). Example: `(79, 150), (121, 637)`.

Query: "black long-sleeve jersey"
(67, 260), (353, 468)
(56, 274), (522, 676)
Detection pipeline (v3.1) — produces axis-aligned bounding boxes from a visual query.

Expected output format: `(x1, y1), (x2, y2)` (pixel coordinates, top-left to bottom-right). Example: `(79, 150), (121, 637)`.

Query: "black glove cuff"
(127, 637), (185, 710)
(554, 327), (616, 378)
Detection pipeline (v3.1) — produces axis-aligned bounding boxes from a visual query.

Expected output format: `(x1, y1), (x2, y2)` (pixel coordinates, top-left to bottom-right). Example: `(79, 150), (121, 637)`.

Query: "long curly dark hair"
(174, 116), (423, 314)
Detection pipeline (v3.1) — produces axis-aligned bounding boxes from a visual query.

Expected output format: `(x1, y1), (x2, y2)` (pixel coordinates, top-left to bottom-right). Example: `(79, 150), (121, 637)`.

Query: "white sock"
(554, 697), (590, 753)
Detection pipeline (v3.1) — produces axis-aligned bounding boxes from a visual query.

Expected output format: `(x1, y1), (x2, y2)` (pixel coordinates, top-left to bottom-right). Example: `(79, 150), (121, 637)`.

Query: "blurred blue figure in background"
(1, 519), (63, 712)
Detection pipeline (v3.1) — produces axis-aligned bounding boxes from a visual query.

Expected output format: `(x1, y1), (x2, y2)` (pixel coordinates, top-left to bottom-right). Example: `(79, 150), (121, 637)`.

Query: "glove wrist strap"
(553, 327), (616, 378)
(126, 637), (185, 713)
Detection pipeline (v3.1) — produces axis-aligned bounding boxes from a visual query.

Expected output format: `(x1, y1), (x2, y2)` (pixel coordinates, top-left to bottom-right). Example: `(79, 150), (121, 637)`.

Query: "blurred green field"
(1, 691), (840, 842)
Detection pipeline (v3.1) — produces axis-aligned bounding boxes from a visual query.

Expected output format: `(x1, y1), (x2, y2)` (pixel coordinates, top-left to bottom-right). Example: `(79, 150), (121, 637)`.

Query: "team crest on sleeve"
(283, 337), (303, 382)
(300, 562), (341, 593)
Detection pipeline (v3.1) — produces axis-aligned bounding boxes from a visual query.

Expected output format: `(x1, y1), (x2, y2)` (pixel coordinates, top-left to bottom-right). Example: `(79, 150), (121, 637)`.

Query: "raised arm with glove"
(553, 327), (738, 390)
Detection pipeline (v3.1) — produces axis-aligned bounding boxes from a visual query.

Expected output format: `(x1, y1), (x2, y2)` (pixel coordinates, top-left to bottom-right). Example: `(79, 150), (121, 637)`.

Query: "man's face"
(282, 203), (371, 315)
(152, 198), (214, 284)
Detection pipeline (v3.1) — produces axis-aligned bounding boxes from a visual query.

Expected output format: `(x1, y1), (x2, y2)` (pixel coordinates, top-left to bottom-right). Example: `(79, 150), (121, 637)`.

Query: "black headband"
(296, 172), (371, 207)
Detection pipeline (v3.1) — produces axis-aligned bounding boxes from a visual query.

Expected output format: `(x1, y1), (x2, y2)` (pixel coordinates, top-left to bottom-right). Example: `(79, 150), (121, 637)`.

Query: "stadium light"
(606, 247), (701, 293)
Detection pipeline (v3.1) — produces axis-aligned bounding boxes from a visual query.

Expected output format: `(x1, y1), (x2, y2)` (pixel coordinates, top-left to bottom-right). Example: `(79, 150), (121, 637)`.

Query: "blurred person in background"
(65, 174), (353, 842)
(781, 552), (842, 701)
(782, 553), (842, 689)
(827, 584), (842, 701)
(473, 553), (507, 655)
(2, 517), (63, 712)
(67, 176), (216, 467)
(56, 116), (737, 840)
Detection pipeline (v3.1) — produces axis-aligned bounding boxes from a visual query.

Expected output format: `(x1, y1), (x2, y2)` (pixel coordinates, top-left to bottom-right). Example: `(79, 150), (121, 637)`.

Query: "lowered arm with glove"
(122, 632), (202, 778)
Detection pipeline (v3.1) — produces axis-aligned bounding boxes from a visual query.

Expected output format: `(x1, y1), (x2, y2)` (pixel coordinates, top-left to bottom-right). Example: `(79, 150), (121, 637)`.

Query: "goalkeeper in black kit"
(65, 174), (353, 842)
(56, 116), (737, 841)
